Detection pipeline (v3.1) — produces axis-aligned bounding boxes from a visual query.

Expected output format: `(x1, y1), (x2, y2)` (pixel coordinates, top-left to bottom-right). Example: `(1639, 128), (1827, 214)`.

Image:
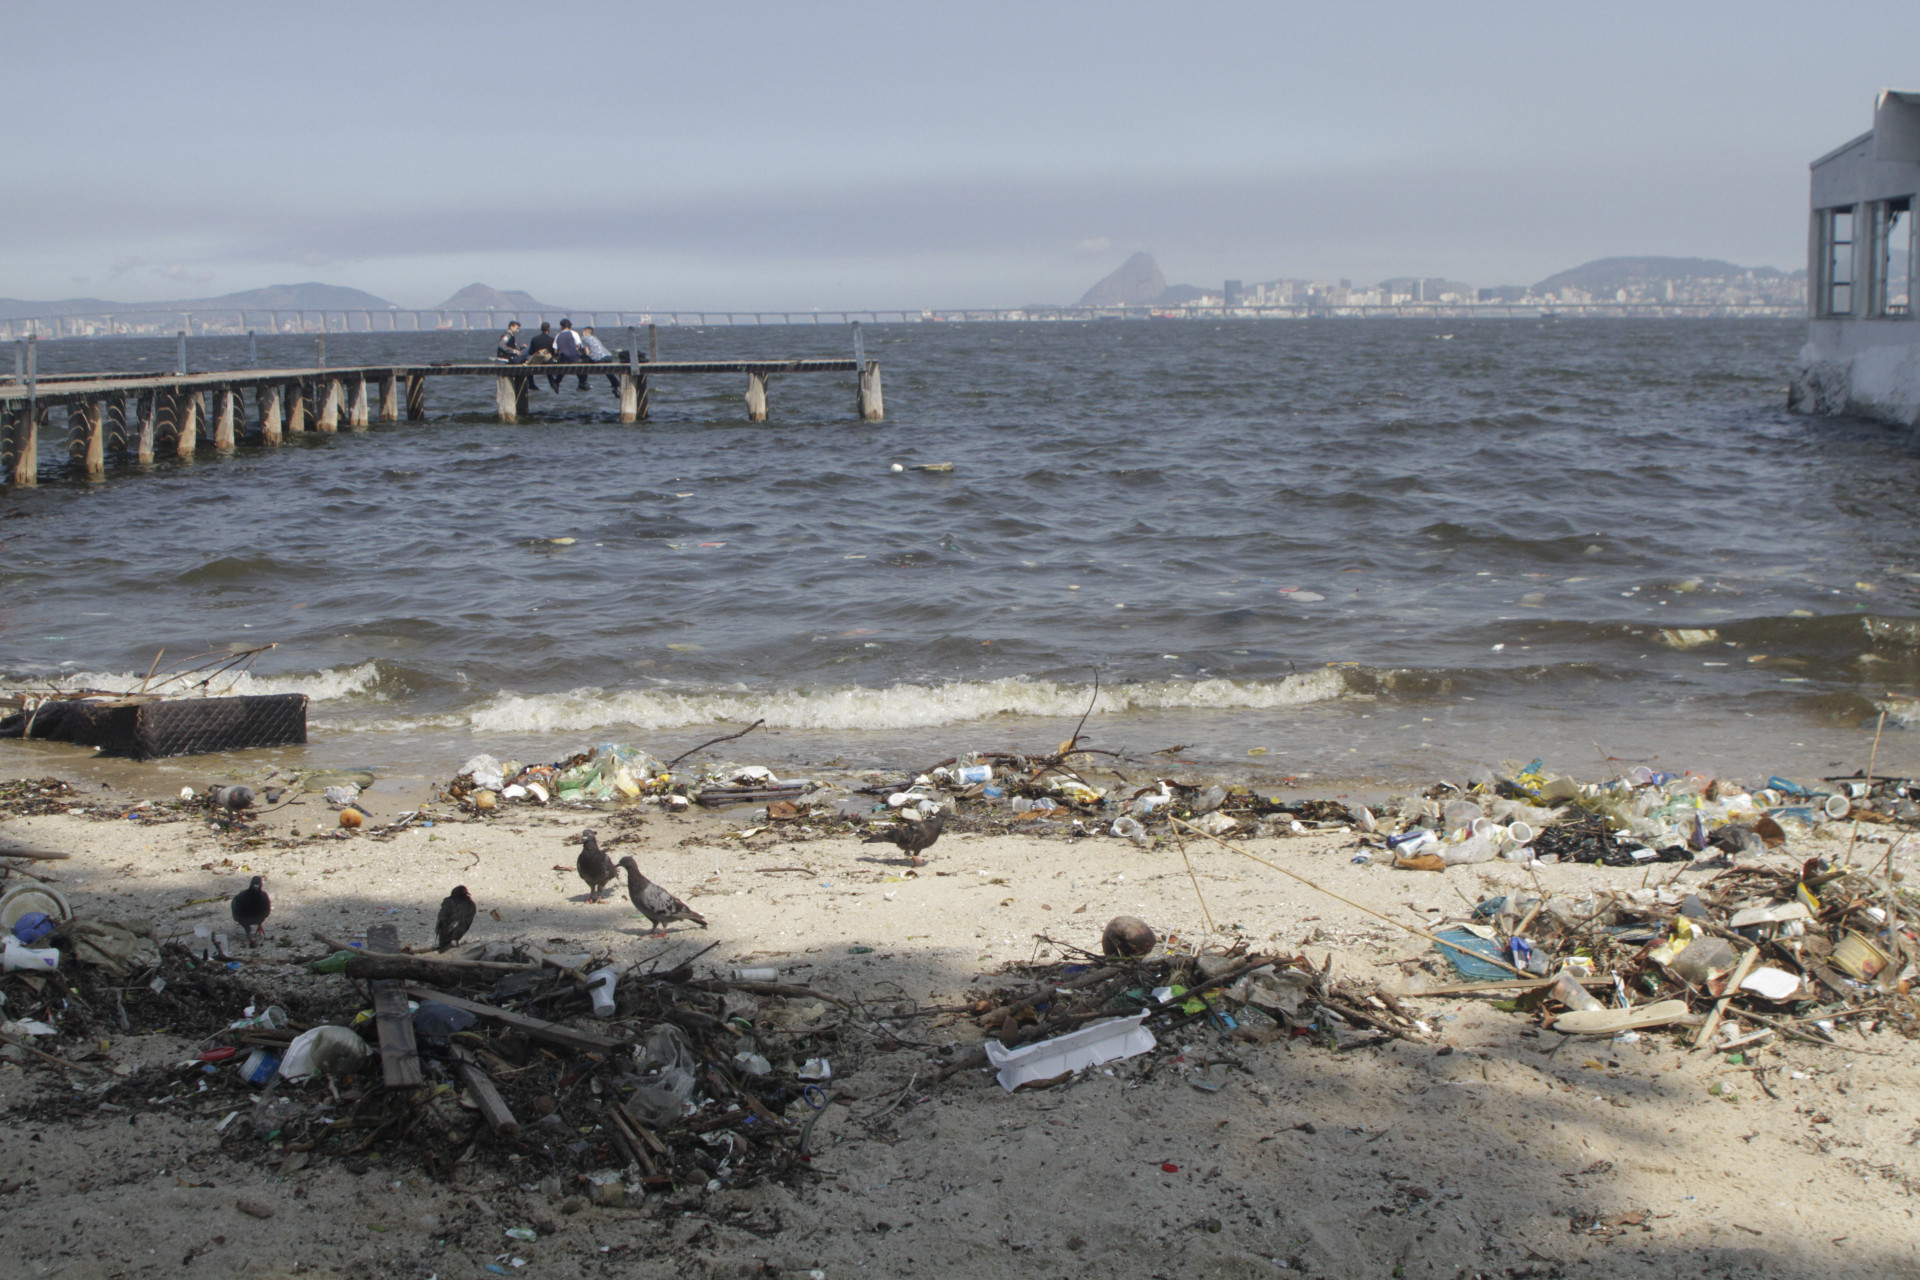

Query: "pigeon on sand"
(862, 808), (947, 865)
(436, 885), (476, 952)
(230, 875), (271, 947)
(616, 856), (707, 935)
(576, 830), (618, 903)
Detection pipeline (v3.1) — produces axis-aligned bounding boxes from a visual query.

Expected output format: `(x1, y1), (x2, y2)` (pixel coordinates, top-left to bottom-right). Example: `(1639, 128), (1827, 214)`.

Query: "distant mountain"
(435, 283), (569, 312)
(1534, 257), (1800, 294)
(1076, 252), (1168, 307)
(0, 282), (394, 321)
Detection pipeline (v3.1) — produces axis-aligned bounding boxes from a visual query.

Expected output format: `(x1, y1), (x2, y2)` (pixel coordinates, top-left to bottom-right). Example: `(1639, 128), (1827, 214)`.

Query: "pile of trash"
(1420, 853), (1916, 1047)
(442, 745), (816, 816)
(1, 913), (886, 1198)
(941, 920), (1430, 1091)
(1360, 760), (1915, 870)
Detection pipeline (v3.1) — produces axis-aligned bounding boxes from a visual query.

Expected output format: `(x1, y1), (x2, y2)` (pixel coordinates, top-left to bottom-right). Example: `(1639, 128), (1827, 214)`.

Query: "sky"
(5, 1), (1920, 310)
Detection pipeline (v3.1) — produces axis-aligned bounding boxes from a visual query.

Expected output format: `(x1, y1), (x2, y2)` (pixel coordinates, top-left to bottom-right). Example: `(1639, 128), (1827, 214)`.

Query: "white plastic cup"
(953, 764), (993, 786)
(1822, 793), (1851, 820)
(1505, 820), (1535, 846)
(585, 966), (618, 1018)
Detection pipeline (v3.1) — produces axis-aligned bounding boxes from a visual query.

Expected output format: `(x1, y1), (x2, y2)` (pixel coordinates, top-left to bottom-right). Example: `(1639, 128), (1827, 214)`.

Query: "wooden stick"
(345, 954), (542, 984)
(665, 719), (766, 769)
(403, 986), (622, 1053)
(0, 848), (71, 861)
(685, 979), (852, 1009)
(450, 1045), (519, 1137)
(0, 1030), (109, 1077)
(1844, 708), (1887, 868)
(1170, 821), (1217, 934)
(1169, 818), (1528, 977)
(1692, 947), (1759, 1052)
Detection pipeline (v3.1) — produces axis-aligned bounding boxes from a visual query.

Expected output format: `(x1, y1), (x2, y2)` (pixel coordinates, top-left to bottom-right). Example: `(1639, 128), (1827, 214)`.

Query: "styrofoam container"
(983, 1012), (1156, 1092)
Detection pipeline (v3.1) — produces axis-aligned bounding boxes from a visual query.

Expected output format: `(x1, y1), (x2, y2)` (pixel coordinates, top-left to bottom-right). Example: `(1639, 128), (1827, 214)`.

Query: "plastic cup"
(1505, 820), (1534, 846)
(1822, 793), (1851, 820)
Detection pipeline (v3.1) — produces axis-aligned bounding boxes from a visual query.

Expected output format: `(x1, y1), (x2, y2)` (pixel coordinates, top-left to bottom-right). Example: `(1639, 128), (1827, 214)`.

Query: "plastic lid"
(0, 883), (72, 931)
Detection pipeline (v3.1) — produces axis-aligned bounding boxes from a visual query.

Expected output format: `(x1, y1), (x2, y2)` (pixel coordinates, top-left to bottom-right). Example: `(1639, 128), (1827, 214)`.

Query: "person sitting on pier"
(525, 321), (556, 370)
(578, 326), (620, 393)
(494, 320), (525, 363)
(548, 318), (582, 392)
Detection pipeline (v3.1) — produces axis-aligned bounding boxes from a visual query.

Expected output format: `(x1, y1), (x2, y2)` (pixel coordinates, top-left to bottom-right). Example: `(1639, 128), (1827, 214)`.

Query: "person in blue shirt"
(578, 326), (620, 393)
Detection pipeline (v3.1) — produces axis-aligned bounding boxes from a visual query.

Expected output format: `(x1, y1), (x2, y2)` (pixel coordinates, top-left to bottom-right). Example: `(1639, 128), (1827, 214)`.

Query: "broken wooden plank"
(365, 924), (423, 1087)
(451, 1045), (519, 1138)
(371, 981), (424, 1087)
(402, 985), (623, 1053)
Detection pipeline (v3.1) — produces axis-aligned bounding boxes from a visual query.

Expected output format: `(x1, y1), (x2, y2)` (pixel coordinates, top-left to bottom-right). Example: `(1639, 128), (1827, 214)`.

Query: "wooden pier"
(0, 343), (883, 486)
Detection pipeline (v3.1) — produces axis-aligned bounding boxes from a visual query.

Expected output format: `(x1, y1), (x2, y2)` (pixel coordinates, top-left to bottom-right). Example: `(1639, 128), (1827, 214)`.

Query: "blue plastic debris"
(1431, 926), (1511, 981)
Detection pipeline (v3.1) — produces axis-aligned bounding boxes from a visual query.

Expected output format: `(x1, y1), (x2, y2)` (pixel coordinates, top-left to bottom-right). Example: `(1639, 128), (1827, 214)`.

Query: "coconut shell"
(1102, 914), (1156, 957)
(338, 807), (363, 829)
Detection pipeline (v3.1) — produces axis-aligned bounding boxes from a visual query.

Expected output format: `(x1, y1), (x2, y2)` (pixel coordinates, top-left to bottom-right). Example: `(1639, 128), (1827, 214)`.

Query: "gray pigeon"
(863, 808), (946, 864)
(616, 855), (707, 935)
(230, 875), (270, 947)
(576, 830), (617, 903)
(208, 785), (255, 813)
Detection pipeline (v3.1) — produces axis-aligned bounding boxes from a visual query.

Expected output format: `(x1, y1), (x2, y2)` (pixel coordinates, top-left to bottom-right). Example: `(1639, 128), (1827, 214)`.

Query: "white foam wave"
(457, 670), (1349, 735)
(1, 661), (385, 703)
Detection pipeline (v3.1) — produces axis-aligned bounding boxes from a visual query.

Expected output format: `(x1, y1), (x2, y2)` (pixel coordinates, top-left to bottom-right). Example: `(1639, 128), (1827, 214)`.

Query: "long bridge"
(0, 300), (1802, 339)
(0, 326), (884, 487)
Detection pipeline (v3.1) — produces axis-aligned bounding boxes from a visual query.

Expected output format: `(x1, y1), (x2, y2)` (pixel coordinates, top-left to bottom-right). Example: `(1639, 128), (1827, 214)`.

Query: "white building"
(1790, 90), (1919, 425)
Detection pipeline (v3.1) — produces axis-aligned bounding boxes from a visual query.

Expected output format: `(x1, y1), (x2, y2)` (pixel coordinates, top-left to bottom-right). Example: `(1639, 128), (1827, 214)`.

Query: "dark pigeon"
(576, 830), (617, 903)
(230, 875), (270, 947)
(616, 855), (707, 935)
(435, 885), (476, 952)
(863, 808), (946, 864)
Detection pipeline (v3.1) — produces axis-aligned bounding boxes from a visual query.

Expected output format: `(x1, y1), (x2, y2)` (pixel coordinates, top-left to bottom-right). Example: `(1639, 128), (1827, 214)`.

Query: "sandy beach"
(2, 761), (1916, 1280)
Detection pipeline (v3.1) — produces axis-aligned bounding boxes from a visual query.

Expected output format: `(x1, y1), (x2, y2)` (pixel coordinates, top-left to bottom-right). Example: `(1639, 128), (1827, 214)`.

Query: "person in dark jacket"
(495, 320), (525, 363)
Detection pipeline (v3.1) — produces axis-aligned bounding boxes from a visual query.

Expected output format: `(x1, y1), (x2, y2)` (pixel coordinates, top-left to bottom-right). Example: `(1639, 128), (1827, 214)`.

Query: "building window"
(1819, 206), (1855, 316)
(1868, 197), (1912, 318)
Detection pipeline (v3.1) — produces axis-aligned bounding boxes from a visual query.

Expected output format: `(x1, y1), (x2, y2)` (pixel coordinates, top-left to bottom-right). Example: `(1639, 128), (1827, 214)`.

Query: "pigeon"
(230, 875), (271, 947)
(863, 808), (946, 864)
(208, 784), (255, 813)
(616, 856), (707, 935)
(576, 830), (617, 903)
(435, 885), (476, 952)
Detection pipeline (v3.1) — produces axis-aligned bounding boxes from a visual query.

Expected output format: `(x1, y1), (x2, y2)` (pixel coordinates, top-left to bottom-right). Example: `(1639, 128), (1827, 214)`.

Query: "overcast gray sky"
(5, 1), (1917, 309)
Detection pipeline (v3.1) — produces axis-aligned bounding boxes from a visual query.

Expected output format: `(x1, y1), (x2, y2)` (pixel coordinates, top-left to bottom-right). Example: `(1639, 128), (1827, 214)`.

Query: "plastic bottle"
(1441, 799), (1483, 833)
(1, 939), (59, 972)
(952, 764), (993, 786)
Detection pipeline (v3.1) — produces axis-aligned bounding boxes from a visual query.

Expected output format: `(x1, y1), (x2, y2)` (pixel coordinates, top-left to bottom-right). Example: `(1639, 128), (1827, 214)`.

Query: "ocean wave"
(0, 661), (385, 703)
(446, 669), (1352, 735)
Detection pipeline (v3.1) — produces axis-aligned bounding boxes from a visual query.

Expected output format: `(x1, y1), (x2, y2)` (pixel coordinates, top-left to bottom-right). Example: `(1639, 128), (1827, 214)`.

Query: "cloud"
(151, 264), (215, 284)
(109, 255), (144, 277)
(70, 275), (91, 286)
(1074, 237), (1112, 253)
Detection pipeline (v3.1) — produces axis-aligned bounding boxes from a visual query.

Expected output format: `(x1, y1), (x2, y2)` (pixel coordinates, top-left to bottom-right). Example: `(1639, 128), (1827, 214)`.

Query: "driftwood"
(402, 986), (623, 1054)
(365, 924), (424, 1087)
(451, 1045), (519, 1137)
(345, 953), (540, 985)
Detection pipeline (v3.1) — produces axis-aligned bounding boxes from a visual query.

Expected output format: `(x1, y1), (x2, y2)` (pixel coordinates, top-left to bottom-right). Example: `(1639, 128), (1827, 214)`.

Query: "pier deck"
(0, 351), (884, 486)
